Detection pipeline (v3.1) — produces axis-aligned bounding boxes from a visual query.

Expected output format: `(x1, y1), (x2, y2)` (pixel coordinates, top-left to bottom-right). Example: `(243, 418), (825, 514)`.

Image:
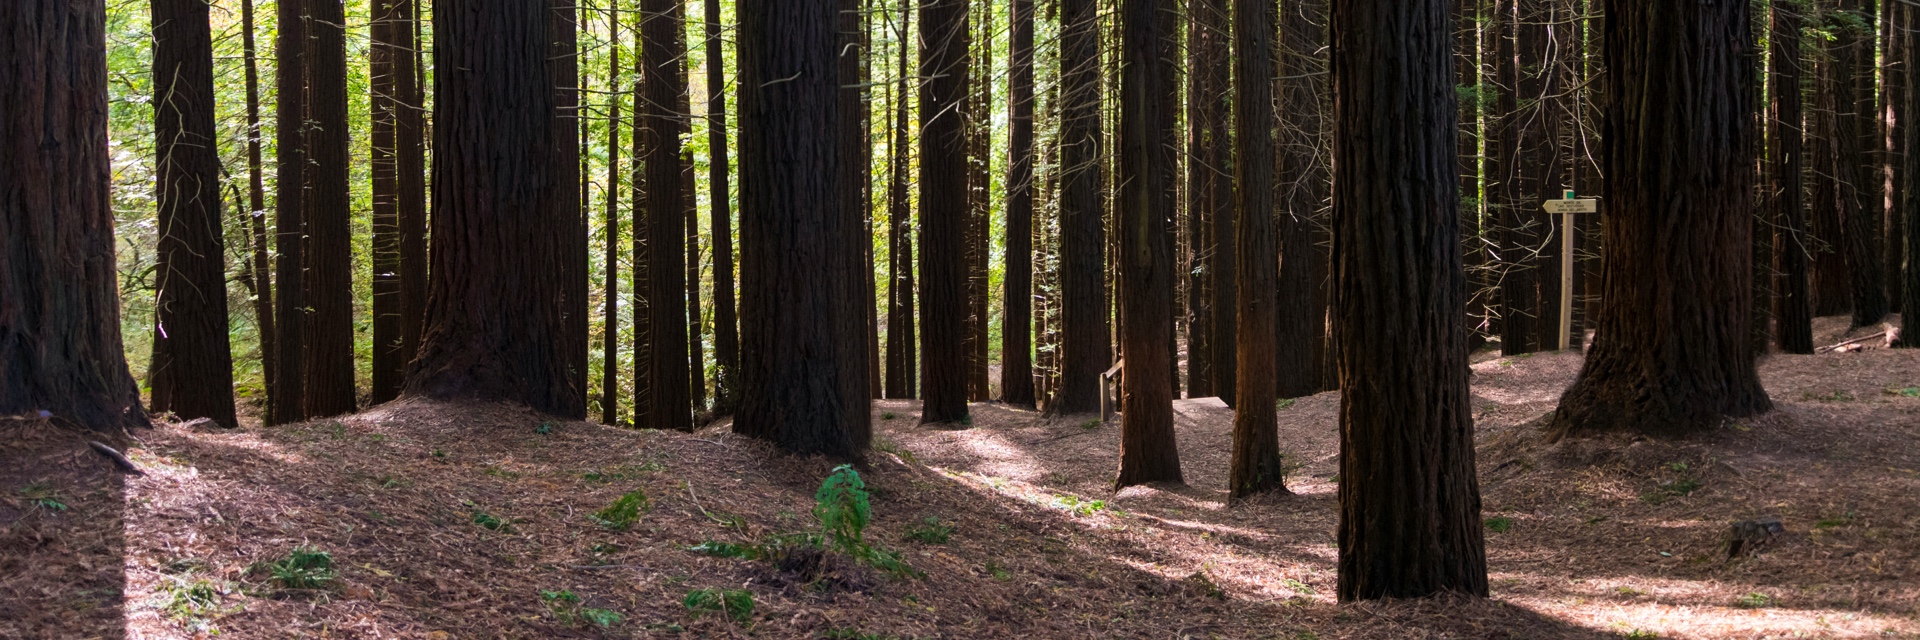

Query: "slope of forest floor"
(3, 316), (1919, 639)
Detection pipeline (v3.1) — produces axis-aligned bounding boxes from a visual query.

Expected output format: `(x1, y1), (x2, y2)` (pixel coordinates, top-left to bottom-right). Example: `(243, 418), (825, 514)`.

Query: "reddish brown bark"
(268, 0), (308, 425)
(918, 0), (972, 424)
(1228, 0), (1288, 499)
(1773, 0), (1814, 354)
(303, 0), (355, 418)
(705, 0), (740, 414)
(1114, 0), (1183, 489)
(1054, 0), (1109, 415)
(642, 0), (691, 431)
(1002, 0), (1037, 407)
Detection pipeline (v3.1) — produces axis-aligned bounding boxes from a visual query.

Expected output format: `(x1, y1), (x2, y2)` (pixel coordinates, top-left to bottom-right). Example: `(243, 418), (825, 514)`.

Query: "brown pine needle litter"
(2, 316), (1918, 639)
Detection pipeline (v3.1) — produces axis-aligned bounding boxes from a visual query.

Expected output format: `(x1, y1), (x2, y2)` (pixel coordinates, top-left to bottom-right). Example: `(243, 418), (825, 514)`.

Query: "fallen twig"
(88, 440), (145, 475)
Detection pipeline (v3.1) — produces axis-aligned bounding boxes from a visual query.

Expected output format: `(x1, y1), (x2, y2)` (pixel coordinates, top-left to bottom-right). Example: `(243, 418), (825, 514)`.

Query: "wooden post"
(1559, 189), (1574, 351)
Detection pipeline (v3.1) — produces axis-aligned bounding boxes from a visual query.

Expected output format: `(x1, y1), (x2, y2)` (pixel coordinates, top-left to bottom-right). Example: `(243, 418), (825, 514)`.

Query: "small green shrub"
(1281, 577), (1314, 595)
(1484, 516), (1515, 533)
(684, 588), (754, 623)
(1276, 398), (1296, 410)
(905, 517), (953, 544)
(1623, 630), (1660, 640)
(158, 575), (231, 633)
(580, 607), (622, 628)
(470, 508), (511, 532)
(687, 540), (763, 560)
(259, 546), (335, 590)
(591, 490), (650, 530)
(1051, 494), (1115, 517)
(535, 421), (555, 435)
(1814, 512), (1855, 530)
(1886, 386), (1920, 398)
(1735, 592), (1773, 608)
(881, 412), (898, 420)
(815, 465), (871, 556)
(19, 483), (66, 512)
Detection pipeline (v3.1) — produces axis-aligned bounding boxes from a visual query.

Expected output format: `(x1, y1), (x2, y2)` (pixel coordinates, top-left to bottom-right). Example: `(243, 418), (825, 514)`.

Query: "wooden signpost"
(1541, 190), (1596, 351)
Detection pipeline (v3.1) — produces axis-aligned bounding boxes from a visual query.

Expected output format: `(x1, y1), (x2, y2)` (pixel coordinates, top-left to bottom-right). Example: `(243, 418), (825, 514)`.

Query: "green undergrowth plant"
(252, 546), (335, 590)
(685, 465), (922, 580)
(905, 517), (952, 544)
(541, 589), (623, 628)
(590, 489), (650, 530)
(683, 588), (754, 623)
(158, 574), (233, 633)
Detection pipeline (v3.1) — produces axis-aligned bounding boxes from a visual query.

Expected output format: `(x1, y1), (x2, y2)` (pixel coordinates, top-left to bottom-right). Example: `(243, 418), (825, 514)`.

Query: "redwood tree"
(1228, 0), (1287, 499)
(884, 2), (917, 400)
(734, 0), (870, 457)
(1002, 0), (1037, 407)
(642, 0), (692, 431)
(1275, 0), (1331, 398)
(1, 0), (149, 432)
(705, 0), (740, 414)
(304, 0), (356, 418)
(371, 0), (425, 404)
(1330, 0), (1488, 600)
(602, 1), (625, 423)
(148, 0), (237, 427)
(918, 0), (972, 424)
(1187, 0), (1233, 401)
(405, 0), (584, 418)
(1114, 0), (1183, 489)
(1547, 0), (1772, 439)
(269, 0), (308, 425)
(1055, 0), (1109, 415)
(1772, 0), (1814, 354)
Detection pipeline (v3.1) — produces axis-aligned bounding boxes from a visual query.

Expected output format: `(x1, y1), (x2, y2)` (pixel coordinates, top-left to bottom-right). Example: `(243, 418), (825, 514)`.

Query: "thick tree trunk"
(0, 0), (149, 432)
(303, 0), (356, 418)
(1229, 0), (1287, 499)
(705, 0), (739, 415)
(406, 0), (583, 419)
(269, 0), (309, 425)
(556, 0), (588, 415)
(1275, 0), (1330, 399)
(1002, 0), (1037, 407)
(735, 0), (870, 458)
(1547, 0), (1772, 439)
(1055, 0), (1109, 415)
(1115, 0), (1183, 489)
(398, 0), (427, 399)
(1773, 0), (1814, 354)
(1905, 2), (1920, 346)
(918, 0), (971, 425)
(1834, 0), (1887, 327)
(148, 0), (236, 427)
(834, 0), (872, 427)
(1492, 0), (1537, 356)
(1886, 0), (1906, 312)
(642, 0), (691, 431)
(240, 0), (277, 407)
(602, 3), (624, 423)
(1330, 0), (1487, 601)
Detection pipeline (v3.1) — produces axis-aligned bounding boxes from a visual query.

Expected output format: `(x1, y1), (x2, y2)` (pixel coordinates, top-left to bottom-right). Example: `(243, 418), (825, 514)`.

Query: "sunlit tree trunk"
(1055, 0), (1109, 415)
(269, 0), (309, 425)
(1115, 0), (1183, 489)
(1002, 0), (1037, 407)
(918, 0), (972, 424)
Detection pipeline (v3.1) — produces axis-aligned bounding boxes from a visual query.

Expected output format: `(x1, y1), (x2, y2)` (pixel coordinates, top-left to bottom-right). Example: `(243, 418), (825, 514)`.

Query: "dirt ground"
(3, 316), (1918, 639)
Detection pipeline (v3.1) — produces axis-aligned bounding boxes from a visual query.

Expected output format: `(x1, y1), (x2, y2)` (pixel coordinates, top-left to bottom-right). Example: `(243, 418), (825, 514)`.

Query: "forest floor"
(3, 316), (1919, 639)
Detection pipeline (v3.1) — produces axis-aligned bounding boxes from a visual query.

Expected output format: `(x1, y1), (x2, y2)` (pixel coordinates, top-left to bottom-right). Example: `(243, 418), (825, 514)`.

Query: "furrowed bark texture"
(1330, 0), (1488, 601)
(1275, 0), (1331, 399)
(1228, 0), (1287, 499)
(269, 0), (308, 425)
(303, 0), (356, 418)
(1114, 0), (1183, 489)
(642, 0), (691, 431)
(918, 0), (972, 424)
(1002, 0), (1037, 407)
(1055, 0), (1109, 415)
(1772, 0), (1814, 354)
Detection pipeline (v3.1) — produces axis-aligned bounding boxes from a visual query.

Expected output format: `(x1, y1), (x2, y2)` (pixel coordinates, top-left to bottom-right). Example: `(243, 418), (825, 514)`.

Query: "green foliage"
(19, 483), (67, 512)
(1484, 516), (1515, 533)
(535, 421), (555, 435)
(905, 517), (953, 544)
(1281, 577), (1315, 595)
(815, 465), (871, 556)
(1276, 398), (1296, 411)
(258, 546), (336, 590)
(591, 490), (650, 530)
(158, 575), (231, 633)
(468, 503), (513, 532)
(1886, 387), (1920, 398)
(1734, 592), (1773, 609)
(683, 588), (755, 623)
(542, 589), (623, 628)
(1622, 630), (1661, 640)
(881, 412), (898, 420)
(984, 560), (1011, 581)
(1079, 418), (1103, 430)
(1050, 493), (1117, 517)
(581, 607), (622, 627)
(1814, 512), (1856, 530)
(687, 540), (764, 560)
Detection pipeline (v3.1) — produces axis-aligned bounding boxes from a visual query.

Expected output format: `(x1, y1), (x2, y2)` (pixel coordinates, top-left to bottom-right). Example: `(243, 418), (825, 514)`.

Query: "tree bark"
(602, 1), (624, 423)
(1275, 0), (1330, 399)
(1002, 0), (1037, 407)
(1904, 2), (1920, 346)
(1491, 0), (1537, 356)
(240, 0), (277, 406)
(556, 0), (588, 416)
(1055, 0), (1109, 415)
(885, 2), (917, 400)
(1229, 0), (1287, 499)
(705, 0), (739, 415)
(1834, 0), (1887, 327)
(642, 0), (691, 431)
(148, 0), (237, 427)
(1773, 0), (1814, 354)
(835, 0), (872, 426)
(303, 0), (356, 419)
(1114, 0), (1183, 489)
(0, 0), (150, 432)
(269, 0), (309, 425)
(1187, 0), (1234, 403)
(735, 0), (870, 458)
(918, 0), (971, 425)
(1330, 0), (1488, 601)
(965, 1), (993, 403)
(680, 0), (704, 413)
(371, 0), (422, 404)
(1547, 0), (1773, 439)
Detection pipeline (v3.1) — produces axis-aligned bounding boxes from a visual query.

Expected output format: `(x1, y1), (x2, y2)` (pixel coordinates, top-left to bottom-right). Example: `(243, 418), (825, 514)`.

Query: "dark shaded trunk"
(405, 0), (584, 419)
(1329, 0), (1488, 601)
(1834, 0), (1887, 327)
(269, 0), (309, 425)
(1905, 2), (1920, 346)
(1055, 0), (1109, 415)
(734, 0), (871, 458)
(1187, 0), (1234, 403)
(1114, 0), (1183, 489)
(1229, 0), (1287, 499)
(1458, 0), (1488, 349)
(241, 0), (277, 405)
(1773, 0), (1814, 354)
(642, 0), (691, 431)
(399, 0), (427, 402)
(1886, 0), (1906, 312)
(681, 0), (704, 413)
(303, 0), (356, 418)
(0, 0), (149, 432)
(371, 0), (423, 405)
(1275, 0), (1330, 399)
(1003, 0), (1037, 407)
(556, 0), (588, 416)
(705, 0), (739, 415)
(1547, 0), (1773, 438)
(148, 0), (236, 427)
(835, 0), (871, 426)
(1491, 0), (1537, 355)
(965, 1), (993, 403)
(884, 2), (917, 400)
(918, 0), (972, 424)
(602, 3), (624, 423)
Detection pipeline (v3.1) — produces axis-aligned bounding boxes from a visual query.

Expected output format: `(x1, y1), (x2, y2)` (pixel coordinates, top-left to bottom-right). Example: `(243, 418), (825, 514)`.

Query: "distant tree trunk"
(918, 0), (972, 424)
(303, 0), (355, 418)
(240, 0), (277, 404)
(1329, 0), (1487, 601)
(1773, 0), (1814, 354)
(406, 0), (583, 418)
(705, 0), (739, 415)
(642, 0), (691, 431)
(1187, 0), (1233, 403)
(863, 5), (882, 402)
(1275, 0), (1330, 399)
(1491, 0), (1537, 355)
(148, 0), (237, 427)
(1886, 0), (1906, 312)
(835, 0), (871, 424)
(885, 3), (917, 400)
(1229, 0), (1287, 499)
(1055, 0), (1109, 415)
(1115, 0), (1183, 489)
(371, 0), (411, 404)
(0, 0), (149, 432)
(735, 0), (870, 457)
(1520, 0), (1568, 351)
(555, 0), (588, 414)
(680, 0), (704, 413)
(1811, 4), (1852, 317)
(1457, 0), (1488, 350)
(1002, 0), (1037, 407)
(968, 2), (995, 403)
(269, 0), (309, 425)
(602, 2), (624, 423)
(1905, 0), (1920, 347)
(1547, 0), (1773, 439)
(398, 0), (427, 397)
(1834, 0), (1887, 327)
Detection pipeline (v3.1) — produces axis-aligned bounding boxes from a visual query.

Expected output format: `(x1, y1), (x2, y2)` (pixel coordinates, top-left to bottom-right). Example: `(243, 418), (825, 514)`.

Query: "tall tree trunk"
(643, 0), (692, 431)
(303, 0), (356, 418)
(735, 0), (871, 457)
(1184, 0), (1213, 400)
(1811, 4), (1853, 317)
(885, 1), (917, 400)
(1330, 0), (1487, 601)
(1115, 0), (1183, 489)
(918, 0), (972, 424)
(555, 0), (587, 415)
(269, 0), (309, 425)
(1187, 0), (1233, 403)
(1492, 0), (1537, 355)
(1519, 0), (1568, 351)
(1003, 0), (1037, 407)
(1458, 0), (1488, 350)
(835, 0), (871, 425)
(0, 0), (149, 432)
(1229, 0), (1287, 498)
(705, 0), (739, 415)
(681, 0), (705, 413)
(149, 0), (237, 427)
(241, 0), (277, 405)
(1903, 1), (1920, 346)
(603, 2), (624, 423)
(1835, 0), (1887, 327)
(1275, 0), (1330, 399)
(1885, 0), (1906, 311)
(398, 0), (427, 397)
(1055, 0), (1109, 415)
(966, 0), (994, 403)
(1773, 0), (1814, 354)
(1547, 0), (1773, 438)
(406, 0), (583, 418)
(371, 0), (408, 404)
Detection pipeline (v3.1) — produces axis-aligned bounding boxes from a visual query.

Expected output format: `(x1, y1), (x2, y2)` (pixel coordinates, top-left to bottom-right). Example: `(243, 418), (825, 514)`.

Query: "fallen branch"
(87, 440), (144, 475)
(1816, 327), (1893, 354)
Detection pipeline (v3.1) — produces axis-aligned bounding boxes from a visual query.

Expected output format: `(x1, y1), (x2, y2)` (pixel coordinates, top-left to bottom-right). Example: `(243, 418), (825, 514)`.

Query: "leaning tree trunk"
(149, 0), (237, 427)
(1546, 0), (1773, 439)
(1228, 0), (1288, 499)
(1772, 0), (1814, 354)
(1002, 0), (1038, 407)
(269, 0), (309, 425)
(0, 0), (149, 432)
(1114, 0), (1183, 489)
(405, 0), (584, 419)
(1330, 0), (1488, 601)
(735, 0), (871, 458)
(642, 0), (692, 431)
(918, 0), (972, 425)
(1055, 0), (1110, 415)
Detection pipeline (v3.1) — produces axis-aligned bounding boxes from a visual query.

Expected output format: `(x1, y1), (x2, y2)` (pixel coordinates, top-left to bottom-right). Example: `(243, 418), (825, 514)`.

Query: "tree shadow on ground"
(0, 418), (130, 640)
